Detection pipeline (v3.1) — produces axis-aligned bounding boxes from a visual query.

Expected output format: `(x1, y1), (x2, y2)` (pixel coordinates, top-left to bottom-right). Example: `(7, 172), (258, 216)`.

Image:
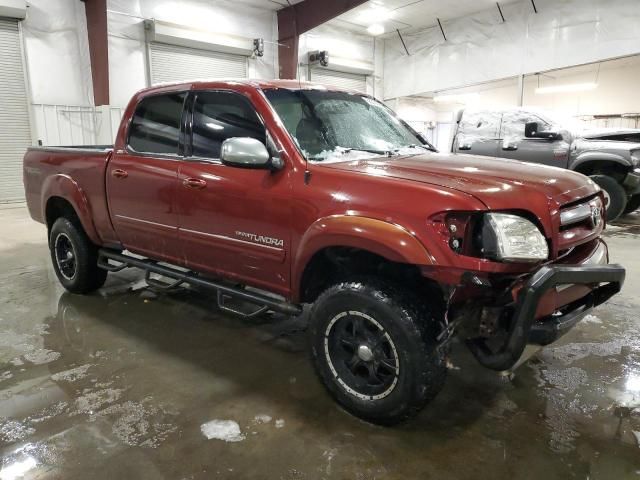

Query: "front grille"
(557, 195), (604, 251)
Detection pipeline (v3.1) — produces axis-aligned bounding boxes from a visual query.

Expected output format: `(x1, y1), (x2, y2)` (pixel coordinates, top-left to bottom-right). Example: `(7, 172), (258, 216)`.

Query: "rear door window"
(190, 91), (266, 159)
(128, 92), (186, 155)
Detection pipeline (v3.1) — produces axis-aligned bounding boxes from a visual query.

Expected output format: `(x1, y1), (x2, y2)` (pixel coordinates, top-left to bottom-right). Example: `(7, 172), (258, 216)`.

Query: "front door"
(176, 90), (292, 296)
(106, 91), (186, 264)
(452, 110), (501, 158)
(498, 110), (571, 168)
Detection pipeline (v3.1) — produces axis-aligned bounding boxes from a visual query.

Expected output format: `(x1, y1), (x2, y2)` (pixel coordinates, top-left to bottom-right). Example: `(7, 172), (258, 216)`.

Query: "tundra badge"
(235, 231), (284, 248)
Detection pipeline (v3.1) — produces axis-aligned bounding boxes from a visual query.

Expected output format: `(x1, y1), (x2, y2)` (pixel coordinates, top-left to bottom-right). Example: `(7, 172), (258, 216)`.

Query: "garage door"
(0, 18), (31, 203)
(309, 67), (367, 93)
(149, 43), (247, 85)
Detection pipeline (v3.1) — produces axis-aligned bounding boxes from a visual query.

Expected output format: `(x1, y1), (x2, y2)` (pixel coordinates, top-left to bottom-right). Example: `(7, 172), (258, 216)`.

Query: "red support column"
(277, 6), (298, 79)
(81, 0), (109, 106)
(277, 0), (368, 79)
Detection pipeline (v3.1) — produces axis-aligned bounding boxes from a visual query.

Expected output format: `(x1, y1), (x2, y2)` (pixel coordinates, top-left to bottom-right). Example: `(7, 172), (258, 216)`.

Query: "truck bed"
(23, 145), (118, 246)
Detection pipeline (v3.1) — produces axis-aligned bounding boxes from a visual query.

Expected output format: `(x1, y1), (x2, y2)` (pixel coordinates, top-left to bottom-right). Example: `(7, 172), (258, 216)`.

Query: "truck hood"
(319, 152), (599, 209)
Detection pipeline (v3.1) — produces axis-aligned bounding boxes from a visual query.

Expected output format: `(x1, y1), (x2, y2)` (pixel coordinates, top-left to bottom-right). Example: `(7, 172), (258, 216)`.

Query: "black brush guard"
(467, 263), (625, 371)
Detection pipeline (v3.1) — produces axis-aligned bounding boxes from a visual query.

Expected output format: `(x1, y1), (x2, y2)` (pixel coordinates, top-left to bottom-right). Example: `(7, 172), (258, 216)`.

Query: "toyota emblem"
(591, 206), (602, 227)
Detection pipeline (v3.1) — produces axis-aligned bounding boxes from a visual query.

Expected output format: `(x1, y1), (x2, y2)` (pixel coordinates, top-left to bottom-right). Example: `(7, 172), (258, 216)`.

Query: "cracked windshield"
(264, 88), (435, 162)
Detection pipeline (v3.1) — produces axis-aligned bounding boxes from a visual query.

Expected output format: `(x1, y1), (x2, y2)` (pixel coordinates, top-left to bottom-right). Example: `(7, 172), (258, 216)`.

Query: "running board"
(97, 249), (302, 316)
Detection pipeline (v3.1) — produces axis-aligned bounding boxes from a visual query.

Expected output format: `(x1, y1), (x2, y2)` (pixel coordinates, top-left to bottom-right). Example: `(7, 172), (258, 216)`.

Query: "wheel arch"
(572, 153), (631, 179)
(42, 174), (101, 245)
(293, 215), (435, 303)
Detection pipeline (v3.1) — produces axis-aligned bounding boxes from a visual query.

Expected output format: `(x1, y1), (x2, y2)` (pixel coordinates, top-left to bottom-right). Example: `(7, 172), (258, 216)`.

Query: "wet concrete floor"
(1, 204), (640, 479)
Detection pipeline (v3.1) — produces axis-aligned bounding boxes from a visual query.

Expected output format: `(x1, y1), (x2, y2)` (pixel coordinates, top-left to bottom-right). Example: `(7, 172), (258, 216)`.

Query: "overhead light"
(535, 82), (598, 94)
(433, 92), (480, 103)
(367, 24), (385, 35)
(358, 5), (393, 23)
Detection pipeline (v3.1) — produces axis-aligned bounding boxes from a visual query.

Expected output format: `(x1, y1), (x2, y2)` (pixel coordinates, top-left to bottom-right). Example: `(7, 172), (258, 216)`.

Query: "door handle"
(183, 178), (207, 190)
(111, 168), (128, 179)
(502, 139), (518, 151)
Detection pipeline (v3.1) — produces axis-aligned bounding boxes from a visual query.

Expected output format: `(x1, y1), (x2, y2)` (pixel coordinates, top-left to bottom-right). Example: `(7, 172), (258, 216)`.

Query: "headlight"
(480, 213), (548, 262)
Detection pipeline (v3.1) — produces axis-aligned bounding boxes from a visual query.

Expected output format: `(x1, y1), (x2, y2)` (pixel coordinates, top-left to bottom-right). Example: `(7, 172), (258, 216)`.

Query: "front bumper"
(467, 242), (625, 371)
(525, 264), (624, 345)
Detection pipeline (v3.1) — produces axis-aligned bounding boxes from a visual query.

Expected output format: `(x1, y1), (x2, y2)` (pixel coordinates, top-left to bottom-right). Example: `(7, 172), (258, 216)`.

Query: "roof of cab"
(138, 78), (355, 95)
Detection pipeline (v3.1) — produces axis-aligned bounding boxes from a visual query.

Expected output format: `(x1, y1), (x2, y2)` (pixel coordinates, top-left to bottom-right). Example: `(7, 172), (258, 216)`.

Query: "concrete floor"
(1, 205), (640, 479)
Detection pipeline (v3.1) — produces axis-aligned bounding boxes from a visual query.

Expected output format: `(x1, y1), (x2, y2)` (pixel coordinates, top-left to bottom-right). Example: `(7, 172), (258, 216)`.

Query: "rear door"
(498, 110), (571, 168)
(452, 111), (501, 158)
(106, 91), (186, 263)
(176, 90), (292, 296)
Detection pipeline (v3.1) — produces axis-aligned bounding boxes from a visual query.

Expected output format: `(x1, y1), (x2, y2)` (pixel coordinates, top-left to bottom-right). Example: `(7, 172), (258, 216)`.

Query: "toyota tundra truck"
(23, 80), (625, 425)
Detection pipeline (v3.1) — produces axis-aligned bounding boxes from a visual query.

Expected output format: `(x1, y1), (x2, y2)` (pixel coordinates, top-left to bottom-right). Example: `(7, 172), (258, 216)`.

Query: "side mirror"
(220, 137), (271, 169)
(524, 121), (562, 141)
(524, 122), (539, 138)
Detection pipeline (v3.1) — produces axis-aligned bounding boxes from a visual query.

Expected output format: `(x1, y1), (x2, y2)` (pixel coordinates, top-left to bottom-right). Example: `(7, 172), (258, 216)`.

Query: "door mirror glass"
(525, 121), (561, 140)
(524, 121), (539, 138)
(220, 137), (271, 168)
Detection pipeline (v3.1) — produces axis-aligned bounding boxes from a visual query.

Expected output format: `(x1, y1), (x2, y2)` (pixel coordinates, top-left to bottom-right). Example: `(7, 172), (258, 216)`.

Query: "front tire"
(309, 278), (446, 425)
(590, 174), (627, 221)
(49, 217), (107, 294)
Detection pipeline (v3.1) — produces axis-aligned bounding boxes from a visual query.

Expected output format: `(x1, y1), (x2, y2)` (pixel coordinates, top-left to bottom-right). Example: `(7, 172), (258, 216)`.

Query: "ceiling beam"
(81, 0), (109, 106)
(277, 0), (368, 79)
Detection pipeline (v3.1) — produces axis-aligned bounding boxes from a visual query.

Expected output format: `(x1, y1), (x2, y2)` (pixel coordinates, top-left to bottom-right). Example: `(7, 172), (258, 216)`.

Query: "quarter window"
(128, 93), (186, 155)
(191, 91), (266, 159)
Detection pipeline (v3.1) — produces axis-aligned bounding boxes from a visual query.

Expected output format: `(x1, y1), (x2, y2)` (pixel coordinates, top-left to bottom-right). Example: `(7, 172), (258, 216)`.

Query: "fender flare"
(41, 174), (101, 245)
(572, 152), (632, 172)
(292, 215), (434, 300)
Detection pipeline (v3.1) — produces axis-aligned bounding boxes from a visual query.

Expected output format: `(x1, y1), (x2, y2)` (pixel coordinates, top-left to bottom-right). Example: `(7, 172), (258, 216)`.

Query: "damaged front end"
(448, 240), (625, 372)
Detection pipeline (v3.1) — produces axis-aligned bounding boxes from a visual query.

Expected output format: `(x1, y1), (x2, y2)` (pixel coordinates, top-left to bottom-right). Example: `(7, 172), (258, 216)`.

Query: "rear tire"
(623, 194), (640, 215)
(590, 174), (627, 221)
(49, 217), (107, 294)
(308, 277), (446, 425)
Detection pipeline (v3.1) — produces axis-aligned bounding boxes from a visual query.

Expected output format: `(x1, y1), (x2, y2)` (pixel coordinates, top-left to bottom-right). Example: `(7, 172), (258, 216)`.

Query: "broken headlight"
(480, 213), (548, 263)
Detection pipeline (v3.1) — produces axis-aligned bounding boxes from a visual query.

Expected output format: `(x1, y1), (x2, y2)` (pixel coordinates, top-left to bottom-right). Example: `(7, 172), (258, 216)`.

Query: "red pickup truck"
(24, 80), (624, 425)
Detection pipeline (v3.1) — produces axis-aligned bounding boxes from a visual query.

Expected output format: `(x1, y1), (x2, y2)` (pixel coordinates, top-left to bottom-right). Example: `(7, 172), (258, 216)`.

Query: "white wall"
(22, 0), (93, 106)
(522, 61), (640, 117)
(107, 0), (279, 107)
(298, 23), (383, 98)
(390, 54), (640, 146)
(383, 0), (640, 100)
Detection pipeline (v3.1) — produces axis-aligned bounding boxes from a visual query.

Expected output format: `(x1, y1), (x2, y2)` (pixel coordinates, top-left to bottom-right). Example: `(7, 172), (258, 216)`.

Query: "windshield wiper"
(394, 144), (436, 153)
(337, 147), (393, 156)
(307, 147), (393, 161)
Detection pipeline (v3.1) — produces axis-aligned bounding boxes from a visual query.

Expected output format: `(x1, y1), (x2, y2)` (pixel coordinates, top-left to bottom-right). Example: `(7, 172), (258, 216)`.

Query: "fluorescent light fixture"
(367, 24), (385, 35)
(433, 92), (480, 103)
(535, 82), (598, 94)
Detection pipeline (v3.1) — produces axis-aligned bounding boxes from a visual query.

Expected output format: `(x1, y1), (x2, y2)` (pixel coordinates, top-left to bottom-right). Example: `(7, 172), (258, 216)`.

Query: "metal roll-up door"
(0, 18), (31, 203)
(309, 67), (367, 93)
(149, 43), (247, 85)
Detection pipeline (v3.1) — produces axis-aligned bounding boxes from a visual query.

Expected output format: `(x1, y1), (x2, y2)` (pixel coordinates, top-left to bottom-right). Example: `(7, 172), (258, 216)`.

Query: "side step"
(97, 249), (302, 317)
